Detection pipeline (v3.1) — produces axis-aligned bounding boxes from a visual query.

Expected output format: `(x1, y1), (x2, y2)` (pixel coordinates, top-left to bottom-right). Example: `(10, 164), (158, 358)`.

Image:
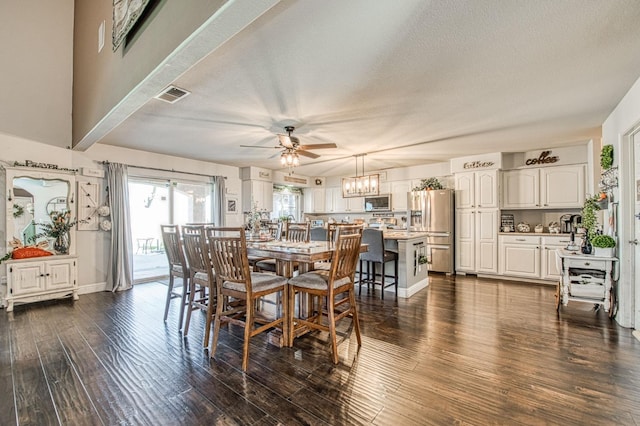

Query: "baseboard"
(398, 278), (429, 298)
(78, 282), (109, 295)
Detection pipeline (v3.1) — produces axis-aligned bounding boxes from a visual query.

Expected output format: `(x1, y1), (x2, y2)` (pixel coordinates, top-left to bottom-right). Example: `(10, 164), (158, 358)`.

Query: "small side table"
(556, 249), (618, 317)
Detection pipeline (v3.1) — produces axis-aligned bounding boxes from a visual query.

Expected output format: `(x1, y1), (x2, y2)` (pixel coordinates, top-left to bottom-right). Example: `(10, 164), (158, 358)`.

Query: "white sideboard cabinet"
(2, 166), (78, 311)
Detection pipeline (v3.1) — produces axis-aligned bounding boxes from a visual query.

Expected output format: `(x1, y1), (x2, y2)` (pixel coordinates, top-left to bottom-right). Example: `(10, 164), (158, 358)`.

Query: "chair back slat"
(285, 222), (310, 242)
(329, 223), (362, 242)
(329, 229), (363, 284)
(265, 222), (282, 240)
(160, 225), (187, 269)
(206, 227), (252, 293)
(182, 225), (210, 275)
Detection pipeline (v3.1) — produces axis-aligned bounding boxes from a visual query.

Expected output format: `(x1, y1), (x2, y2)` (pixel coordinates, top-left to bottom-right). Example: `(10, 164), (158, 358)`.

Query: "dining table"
(246, 238), (368, 346)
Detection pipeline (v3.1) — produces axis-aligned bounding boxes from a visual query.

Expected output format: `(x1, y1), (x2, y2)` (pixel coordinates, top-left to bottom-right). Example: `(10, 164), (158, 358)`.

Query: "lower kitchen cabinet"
(5, 256), (78, 312)
(499, 235), (583, 282)
(499, 235), (541, 278)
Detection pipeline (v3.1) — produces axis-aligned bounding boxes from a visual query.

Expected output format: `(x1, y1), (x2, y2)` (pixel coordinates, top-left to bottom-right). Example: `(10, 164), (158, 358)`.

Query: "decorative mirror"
(12, 177), (70, 245)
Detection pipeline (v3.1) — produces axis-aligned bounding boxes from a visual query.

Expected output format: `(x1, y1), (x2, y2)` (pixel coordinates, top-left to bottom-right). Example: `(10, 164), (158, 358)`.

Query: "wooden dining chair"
(287, 226), (363, 364)
(181, 225), (216, 348)
(255, 222), (283, 273)
(284, 222), (310, 242)
(206, 227), (289, 371)
(160, 224), (190, 330)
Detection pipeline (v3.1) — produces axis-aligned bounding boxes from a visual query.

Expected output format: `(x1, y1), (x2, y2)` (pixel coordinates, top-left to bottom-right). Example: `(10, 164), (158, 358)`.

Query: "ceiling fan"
(240, 126), (337, 159)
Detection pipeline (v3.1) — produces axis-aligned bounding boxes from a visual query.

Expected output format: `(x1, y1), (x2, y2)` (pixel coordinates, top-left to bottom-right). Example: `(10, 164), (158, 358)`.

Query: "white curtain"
(106, 163), (133, 292)
(211, 176), (226, 226)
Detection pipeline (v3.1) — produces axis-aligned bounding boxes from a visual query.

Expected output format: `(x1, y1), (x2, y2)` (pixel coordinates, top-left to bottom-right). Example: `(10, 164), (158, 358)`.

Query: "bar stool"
(160, 225), (189, 330)
(182, 225), (216, 347)
(358, 228), (398, 299)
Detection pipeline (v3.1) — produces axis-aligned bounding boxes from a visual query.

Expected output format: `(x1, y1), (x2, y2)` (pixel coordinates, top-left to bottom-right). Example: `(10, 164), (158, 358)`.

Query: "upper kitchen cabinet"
(455, 170), (498, 209)
(390, 180), (412, 212)
(242, 180), (273, 212)
(501, 165), (585, 209)
(325, 187), (362, 213)
(304, 187), (325, 213)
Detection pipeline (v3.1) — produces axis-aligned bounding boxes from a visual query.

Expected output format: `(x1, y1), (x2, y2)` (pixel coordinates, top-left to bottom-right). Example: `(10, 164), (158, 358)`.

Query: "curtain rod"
(99, 161), (226, 179)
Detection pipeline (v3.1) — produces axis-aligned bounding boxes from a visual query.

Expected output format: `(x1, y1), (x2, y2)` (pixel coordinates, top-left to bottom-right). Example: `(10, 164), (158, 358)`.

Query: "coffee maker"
(571, 214), (582, 233)
(559, 214), (573, 233)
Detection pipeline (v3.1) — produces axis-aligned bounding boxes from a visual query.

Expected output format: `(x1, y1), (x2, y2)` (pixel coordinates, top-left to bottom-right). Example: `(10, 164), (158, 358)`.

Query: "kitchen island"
(382, 231), (430, 298)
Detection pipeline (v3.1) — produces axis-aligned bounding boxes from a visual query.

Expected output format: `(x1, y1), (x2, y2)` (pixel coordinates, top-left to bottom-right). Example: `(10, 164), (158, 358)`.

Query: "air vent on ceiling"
(155, 85), (190, 103)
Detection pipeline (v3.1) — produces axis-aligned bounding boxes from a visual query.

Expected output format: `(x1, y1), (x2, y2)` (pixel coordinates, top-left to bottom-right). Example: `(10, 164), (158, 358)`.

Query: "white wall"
(602, 74), (640, 328)
(0, 135), (243, 299)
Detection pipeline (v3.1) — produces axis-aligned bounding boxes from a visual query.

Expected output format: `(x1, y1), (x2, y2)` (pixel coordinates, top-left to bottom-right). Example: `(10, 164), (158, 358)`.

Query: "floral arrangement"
(32, 210), (79, 240)
(244, 201), (264, 234)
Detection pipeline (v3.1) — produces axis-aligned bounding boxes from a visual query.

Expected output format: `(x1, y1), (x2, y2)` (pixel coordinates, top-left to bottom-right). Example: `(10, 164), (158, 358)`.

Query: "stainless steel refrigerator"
(408, 189), (455, 274)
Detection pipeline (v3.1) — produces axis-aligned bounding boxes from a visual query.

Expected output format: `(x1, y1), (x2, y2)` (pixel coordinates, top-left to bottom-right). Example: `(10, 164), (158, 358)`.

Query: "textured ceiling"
(95, 0), (640, 177)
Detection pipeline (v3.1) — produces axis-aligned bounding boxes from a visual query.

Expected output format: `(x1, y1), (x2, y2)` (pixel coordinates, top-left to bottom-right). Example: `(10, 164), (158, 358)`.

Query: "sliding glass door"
(128, 177), (213, 282)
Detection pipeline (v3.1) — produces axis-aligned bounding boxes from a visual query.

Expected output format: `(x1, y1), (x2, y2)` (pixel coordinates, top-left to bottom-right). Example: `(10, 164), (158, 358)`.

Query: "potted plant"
(600, 144), (614, 170)
(413, 177), (444, 191)
(591, 234), (616, 257)
(580, 194), (601, 254)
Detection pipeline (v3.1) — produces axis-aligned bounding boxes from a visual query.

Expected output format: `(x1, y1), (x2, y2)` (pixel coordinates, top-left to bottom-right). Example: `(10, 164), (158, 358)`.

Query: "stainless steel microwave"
(364, 194), (392, 212)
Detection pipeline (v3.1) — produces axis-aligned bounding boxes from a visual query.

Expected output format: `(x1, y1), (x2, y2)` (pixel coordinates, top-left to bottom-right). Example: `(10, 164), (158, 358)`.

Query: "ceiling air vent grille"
(155, 85), (190, 103)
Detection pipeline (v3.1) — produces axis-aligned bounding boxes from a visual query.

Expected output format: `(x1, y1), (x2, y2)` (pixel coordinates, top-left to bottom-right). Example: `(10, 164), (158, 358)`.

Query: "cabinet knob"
(585, 262), (590, 266)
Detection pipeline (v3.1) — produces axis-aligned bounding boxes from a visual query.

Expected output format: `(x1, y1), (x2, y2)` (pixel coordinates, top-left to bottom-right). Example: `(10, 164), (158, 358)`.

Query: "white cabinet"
(499, 235), (541, 278)
(6, 256), (78, 312)
(304, 188), (325, 213)
(325, 187), (362, 213)
(242, 180), (273, 212)
(502, 169), (540, 208)
(540, 165), (585, 208)
(498, 234), (583, 281)
(455, 170), (499, 274)
(501, 165), (585, 209)
(390, 180), (412, 212)
(455, 170), (499, 209)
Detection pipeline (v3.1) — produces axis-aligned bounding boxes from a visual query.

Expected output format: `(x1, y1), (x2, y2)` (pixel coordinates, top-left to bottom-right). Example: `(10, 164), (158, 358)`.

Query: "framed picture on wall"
(226, 197), (238, 214)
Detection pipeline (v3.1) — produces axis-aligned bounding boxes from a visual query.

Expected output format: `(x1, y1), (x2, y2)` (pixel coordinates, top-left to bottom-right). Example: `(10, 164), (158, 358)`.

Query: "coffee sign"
(525, 150), (558, 166)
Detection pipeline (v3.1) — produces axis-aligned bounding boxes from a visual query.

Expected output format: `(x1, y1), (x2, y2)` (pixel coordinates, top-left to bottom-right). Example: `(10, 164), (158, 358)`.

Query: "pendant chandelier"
(342, 154), (379, 198)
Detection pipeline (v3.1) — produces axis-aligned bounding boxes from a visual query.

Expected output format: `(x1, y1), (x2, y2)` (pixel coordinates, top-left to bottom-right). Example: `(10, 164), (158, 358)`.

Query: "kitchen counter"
(383, 230), (430, 240)
(379, 231), (429, 298)
(498, 232), (584, 237)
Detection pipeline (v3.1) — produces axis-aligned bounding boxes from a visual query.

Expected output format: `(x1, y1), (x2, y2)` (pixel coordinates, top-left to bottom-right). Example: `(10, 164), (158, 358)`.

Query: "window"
(272, 186), (302, 221)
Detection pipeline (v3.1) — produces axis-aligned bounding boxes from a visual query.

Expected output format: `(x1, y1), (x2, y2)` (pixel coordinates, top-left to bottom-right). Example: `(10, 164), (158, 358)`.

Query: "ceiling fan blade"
(277, 134), (295, 148)
(298, 143), (337, 150)
(298, 150), (321, 159)
(239, 145), (279, 149)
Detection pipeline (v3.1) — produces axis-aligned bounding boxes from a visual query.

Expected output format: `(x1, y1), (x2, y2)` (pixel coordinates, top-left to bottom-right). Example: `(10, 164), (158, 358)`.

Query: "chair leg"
(288, 286), (296, 347)
(183, 279), (196, 337)
(242, 298), (254, 371)
(381, 261), (385, 300)
(203, 283), (215, 348)
(210, 293), (224, 358)
(358, 259), (363, 295)
(281, 288), (289, 348)
(178, 276), (189, 331)
(163, 274), (175, 322)
(327, 294), (339, 364)
(349, 287), (362, 346)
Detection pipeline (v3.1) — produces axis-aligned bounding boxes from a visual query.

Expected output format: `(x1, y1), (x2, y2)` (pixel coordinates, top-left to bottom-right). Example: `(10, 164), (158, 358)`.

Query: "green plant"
(12, 204), (24, 218)
(600, 145), (614, 170)
(413, 177), (443, 191)
(590, 234), (616, 248)
(29, 210), (79, 242)
(581, 194), (601, 236)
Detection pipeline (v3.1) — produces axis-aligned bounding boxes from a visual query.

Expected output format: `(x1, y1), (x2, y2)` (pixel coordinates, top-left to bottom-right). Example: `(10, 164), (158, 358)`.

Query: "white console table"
(556, 249), (618, 317)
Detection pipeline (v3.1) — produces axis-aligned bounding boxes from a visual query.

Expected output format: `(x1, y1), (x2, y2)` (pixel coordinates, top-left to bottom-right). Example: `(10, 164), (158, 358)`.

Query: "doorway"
(633, 131), (640, 328)
(128, 177), (213, 282)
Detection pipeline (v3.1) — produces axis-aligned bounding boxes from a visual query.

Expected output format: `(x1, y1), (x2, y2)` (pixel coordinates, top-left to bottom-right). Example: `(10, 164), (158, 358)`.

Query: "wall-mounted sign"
(258, 171), (271, 179)
(13, 160), (78, 173)
(525, 150), (558, 166)
(463, 161), (495, 169)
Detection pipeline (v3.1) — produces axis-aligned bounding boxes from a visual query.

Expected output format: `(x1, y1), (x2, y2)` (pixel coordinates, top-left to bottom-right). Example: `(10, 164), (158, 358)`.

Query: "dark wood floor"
(1, 274), (639, 425)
